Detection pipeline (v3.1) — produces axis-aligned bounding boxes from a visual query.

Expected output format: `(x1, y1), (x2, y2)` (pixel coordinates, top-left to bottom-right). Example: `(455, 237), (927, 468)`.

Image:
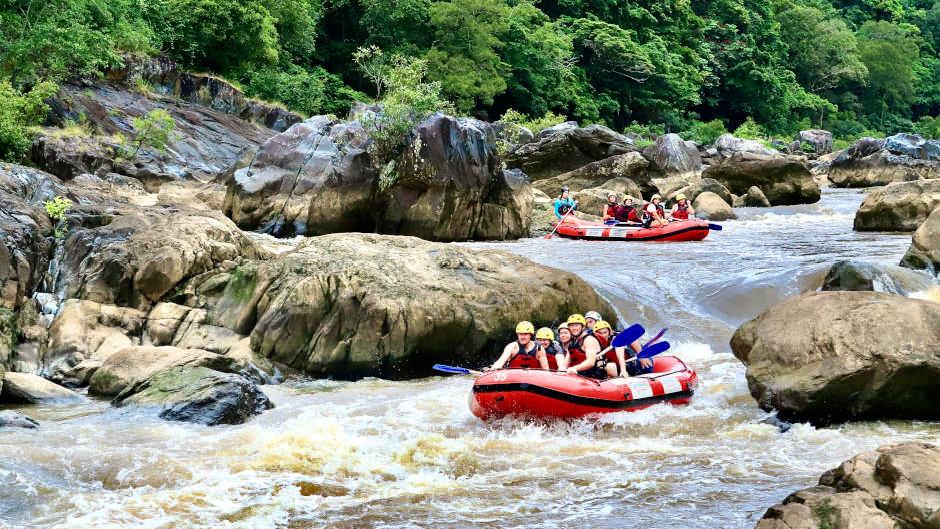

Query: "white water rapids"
(1, 188), (938, 529)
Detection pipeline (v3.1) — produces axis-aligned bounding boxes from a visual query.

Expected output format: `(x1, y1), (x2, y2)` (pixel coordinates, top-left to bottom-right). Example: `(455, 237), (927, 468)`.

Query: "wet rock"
(821, 260), (934, 295)
(731, 291), (940, 424)
(704, 152), (820, 205)
(225, 114), (532, 241)
(884, 133), (940, 159)
(531, 152), (649, 195)
(797, 130), (833, 155)
(692, 192), (736, 221)
(89, 346), (240, 396)
(0, 410), (39, 429)
(0, 372), (85, 404)
(743, 186), (772, 207)
(853, 179), (940, 232)
(112, 366), (272, 426)
(901, 207), (940, 274)
(189, 233), (613, 379)
(504, 123), (635, 181)
(755, 442), (940, 529)
(714, 134), (777, 157)
(829, 136), (940, 188)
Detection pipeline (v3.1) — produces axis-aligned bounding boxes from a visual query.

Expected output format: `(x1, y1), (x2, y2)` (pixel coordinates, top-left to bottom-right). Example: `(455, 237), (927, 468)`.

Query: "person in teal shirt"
(553, 187), (577, 219)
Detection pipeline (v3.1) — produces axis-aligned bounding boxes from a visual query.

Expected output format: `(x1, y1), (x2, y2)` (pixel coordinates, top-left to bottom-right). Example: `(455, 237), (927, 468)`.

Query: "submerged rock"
(821, 260), (935, 295)
(0, 372), (85, 404)
(0, 410), (39, 429)
(854, 179), (940, 232)
(756, 442), (940, 529)
(112, 366), (272, 426)
(901, 207), (940, 274)
(730, 291), (940, 424)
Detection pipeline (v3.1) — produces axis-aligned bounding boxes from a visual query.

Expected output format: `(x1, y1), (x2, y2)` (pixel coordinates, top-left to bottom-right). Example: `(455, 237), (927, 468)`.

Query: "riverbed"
(2, 188), (938, 529)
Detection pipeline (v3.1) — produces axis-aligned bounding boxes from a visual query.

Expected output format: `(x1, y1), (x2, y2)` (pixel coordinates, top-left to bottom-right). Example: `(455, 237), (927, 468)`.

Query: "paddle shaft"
(545, 204), (575, 239)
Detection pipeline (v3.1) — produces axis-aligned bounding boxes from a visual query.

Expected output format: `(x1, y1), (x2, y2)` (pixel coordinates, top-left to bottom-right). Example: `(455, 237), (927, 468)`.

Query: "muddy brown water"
(1, 188), (938, 529)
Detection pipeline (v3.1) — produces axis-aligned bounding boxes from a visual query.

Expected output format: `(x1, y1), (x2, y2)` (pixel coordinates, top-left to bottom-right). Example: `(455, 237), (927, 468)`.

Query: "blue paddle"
(433, 364), (483, 376)
(644, 328), (667, 347)
(612, 323), (645, 348)
(708, 223), (723, 231)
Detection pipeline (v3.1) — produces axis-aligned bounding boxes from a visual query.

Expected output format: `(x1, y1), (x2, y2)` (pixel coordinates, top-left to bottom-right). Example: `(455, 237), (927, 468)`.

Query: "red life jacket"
(568, 333), (605, 371)
(615, 205), (641, 223)
(605, 203), (619, 218)
(507, 340), (541, 369)
(672, 202), (690, 220)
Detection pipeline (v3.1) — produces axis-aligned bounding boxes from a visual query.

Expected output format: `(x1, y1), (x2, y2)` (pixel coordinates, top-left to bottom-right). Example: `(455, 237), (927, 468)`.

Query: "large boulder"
(853, 179), (940, 231)
(829, 136), (940, 188)
(704, 152), (820, 205)
(32, 56), (299, 190)
(901, 207), (940, 274)
(185, 233), (613, 379)
(89, 346), (240, 396)
(730, 291), (940, 424)
(531, 152), (650, 195)
(822, 260), (934, 295)
(671, 177), (734, 205)
(756, 442), (940, 529)
(0, 372), (84, 404)
(692, 191), (736, 220)
(225, 114), (532, 241)
(504, 123), (635, 181)
(714, 134), (777, 157)
(573, 179), (644, 216)
(112, 366), (272, 426)
(642, 134), (703, 194)
(797, 130), (833, 155)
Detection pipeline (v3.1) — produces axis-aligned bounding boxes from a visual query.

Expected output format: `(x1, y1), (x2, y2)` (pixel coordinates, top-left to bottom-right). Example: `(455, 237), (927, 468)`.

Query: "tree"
(777, 6), (868, 94)
(129, 109), (176, 157)
(857, 21), (918, 125)
(0, 80), (57, 161)
(425, 0), (511, 111)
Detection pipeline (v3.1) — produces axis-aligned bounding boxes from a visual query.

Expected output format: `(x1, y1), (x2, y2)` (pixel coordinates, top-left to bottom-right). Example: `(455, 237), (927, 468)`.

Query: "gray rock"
(692, 191), (736, 221)
(714, 134), (777, 156)
(821, 260), (934, 295)
(743, 186), (771, 207)
(0, 410), (39, 429)
(505, 124), (636, 181)
(854, 179), (940, 231)
(797, 130), (833, 155)
(829, 137), (940, 187)
(643, 133), (703, 179)
(901, 207), (940, 274)
(112, 366), (272, 426)
(704, 152), (820, 205)
(0, 372), (85, 404)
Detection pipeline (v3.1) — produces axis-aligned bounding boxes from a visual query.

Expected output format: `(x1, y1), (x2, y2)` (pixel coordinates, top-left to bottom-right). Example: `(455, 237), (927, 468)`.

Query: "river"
(2, 188), (938, 529)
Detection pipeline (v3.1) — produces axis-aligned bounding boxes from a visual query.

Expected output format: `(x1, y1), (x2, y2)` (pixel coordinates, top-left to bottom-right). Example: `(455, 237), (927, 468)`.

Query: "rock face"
(189, 233), (613, 379)
(714, 134), (778, 157)
(112, 366), (272, 426)
(89, 346), (239, 396)
(704, 152), (820, 205)
(32, 56), (299, 191)
(901, 207), (940, 273)
(829, 135), (940, 188)
(225, 114), (533, 241)
(822, 260), (934, 295)
(504, 123), (635, 181)
(692, 192), (736, 220)
(730, 291), (940, 424)
(797, 130), (833, 155)
(0, 372), (84, 404)
(531, 152), (649, 195)
(643, 134), (703, 195)
(756, 442), (940, 529)
(854, 179), (940, 231)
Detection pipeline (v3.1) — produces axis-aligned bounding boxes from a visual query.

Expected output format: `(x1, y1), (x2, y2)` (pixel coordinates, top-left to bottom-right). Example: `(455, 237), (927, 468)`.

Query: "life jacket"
(507, 340), (541, 369)
(567, 333), (605, 371)
(672, 202), (690, 220)
(543, 341), (564, 370)
(645, 203), (665, 219)
(605, 203), (619, 218)
(616, 205), (641, 223)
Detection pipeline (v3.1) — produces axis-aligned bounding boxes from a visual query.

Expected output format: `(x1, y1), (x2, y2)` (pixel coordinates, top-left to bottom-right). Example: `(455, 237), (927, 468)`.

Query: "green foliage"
(914, 115), (940, 138)
(502, 109), (568, 134)
(733, 117), (767, 139)
(245, 66), (366, 117)
(0, 80), (58, 162)
(858, 21), (919, 123)
(359, 55), (454, 163)
(128, 109), (176, 157)
(44, 196), (73, 221)
(683, 119), (730, 144)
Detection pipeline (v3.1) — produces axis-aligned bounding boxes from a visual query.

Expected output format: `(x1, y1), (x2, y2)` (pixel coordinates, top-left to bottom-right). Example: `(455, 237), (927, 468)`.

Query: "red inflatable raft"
(554, 217), (710, 242)
(470, 356), (697, 420)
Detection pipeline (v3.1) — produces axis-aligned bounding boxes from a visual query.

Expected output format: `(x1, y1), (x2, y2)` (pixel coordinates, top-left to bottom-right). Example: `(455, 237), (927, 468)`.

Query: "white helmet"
(585, 311), (602, 321)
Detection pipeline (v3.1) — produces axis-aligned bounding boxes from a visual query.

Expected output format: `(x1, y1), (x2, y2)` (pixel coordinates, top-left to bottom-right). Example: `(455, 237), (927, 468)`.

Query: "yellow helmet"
(675, 192), (687, 201)
(593, 320), (612, 332)
(535, 327), (555, 340)
(515, 321), (535, 334)
(567, 314), (587, 325)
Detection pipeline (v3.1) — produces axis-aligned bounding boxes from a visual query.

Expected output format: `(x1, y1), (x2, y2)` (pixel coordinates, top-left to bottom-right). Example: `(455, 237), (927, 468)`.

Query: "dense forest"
(1, 0), (939, 159)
